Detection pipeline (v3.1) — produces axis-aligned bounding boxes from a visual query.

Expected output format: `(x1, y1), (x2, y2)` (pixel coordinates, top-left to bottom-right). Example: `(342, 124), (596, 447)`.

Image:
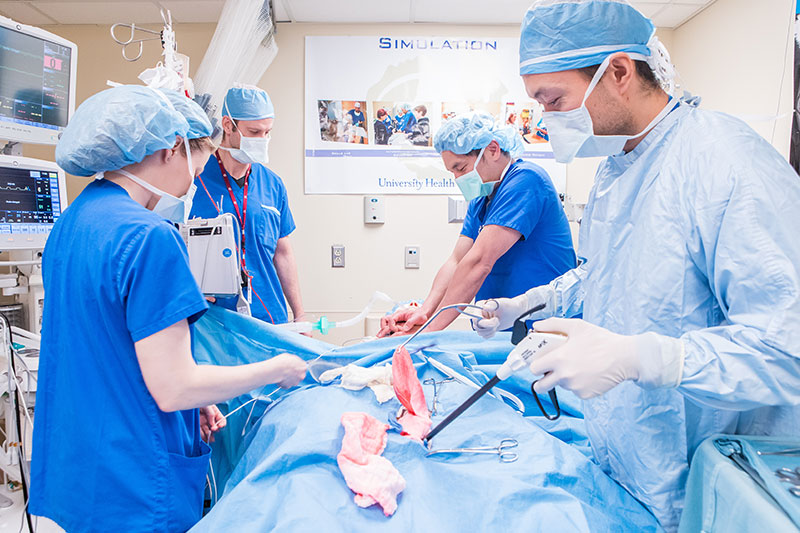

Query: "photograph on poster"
(441, 101), (502, 122)
(318, 99), (369, 144)
(504, 101), (549, 144)
(372, 102), (432, 146)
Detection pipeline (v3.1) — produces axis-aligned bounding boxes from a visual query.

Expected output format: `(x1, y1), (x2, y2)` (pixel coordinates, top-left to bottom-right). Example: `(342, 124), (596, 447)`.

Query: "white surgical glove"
(530, 318), (685, 399)
(472, 285), (556, 339)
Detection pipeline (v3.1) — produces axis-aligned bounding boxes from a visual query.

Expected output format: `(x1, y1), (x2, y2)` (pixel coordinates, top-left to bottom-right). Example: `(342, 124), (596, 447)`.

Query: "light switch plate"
(404, 246), (420, 269)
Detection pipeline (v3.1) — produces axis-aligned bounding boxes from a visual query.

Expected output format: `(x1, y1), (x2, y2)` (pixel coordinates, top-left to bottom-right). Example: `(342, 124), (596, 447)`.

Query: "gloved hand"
(472, 284), (555, 339)
(377, 306), (427, 338)
(529, 318), (685, 399)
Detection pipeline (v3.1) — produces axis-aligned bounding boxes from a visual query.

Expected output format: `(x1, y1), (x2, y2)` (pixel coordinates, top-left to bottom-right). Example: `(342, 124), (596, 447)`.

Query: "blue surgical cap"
(434, 113), (525, 158)
(56, 85), (191, 177)
(519, 0), (655, 75)
(223, 85), (275, 121)
(158, 89), (212, 139)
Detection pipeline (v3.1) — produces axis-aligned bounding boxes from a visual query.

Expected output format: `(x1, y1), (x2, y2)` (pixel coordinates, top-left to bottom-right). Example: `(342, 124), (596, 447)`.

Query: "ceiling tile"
(33, 1), (163, 24)
(274, 0), (291, 22)
(635, 3), (669, 18)
(414, 0), (531, 24)
(652, 3), (704, 28)
(289, 0), (411, 23)
(160, 0), (223, 23)
(0, 2), (57, 25)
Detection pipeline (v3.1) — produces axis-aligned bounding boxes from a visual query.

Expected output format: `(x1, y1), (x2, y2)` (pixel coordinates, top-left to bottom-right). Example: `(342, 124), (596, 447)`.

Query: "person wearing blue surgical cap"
(378, 112), (575, 336)
(191, 84), (306, 327)
(474, 1), (800, 530)
(29, 85), (306, 532)
(394, 102), (417, 134)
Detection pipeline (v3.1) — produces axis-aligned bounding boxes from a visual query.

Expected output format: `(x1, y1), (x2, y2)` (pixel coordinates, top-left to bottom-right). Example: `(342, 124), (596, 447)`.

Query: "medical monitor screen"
(0, 165), (61, 232)
(0, 24), (72, 132)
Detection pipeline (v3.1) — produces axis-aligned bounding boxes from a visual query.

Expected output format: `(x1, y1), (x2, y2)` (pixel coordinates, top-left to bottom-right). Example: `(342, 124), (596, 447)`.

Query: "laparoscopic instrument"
(424, 304), (565, 444)
(396, 302), (485, 350)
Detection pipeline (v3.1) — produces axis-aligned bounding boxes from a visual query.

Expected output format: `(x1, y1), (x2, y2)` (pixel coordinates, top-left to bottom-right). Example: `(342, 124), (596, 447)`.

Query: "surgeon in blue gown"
(475, 1), (800, 530)
(191, 85), (304, 326)
(379, 112), (575, 337)
(29, 86), (306, 533)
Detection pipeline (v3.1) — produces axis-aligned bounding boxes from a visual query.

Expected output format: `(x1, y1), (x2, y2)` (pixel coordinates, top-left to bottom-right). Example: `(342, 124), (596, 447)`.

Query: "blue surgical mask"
(455, 146), (501, 201)
(542, 55), (674, 163)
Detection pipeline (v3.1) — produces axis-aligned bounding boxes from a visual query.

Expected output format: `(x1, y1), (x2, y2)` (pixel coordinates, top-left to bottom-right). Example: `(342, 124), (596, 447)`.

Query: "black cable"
(1, 314), (33, 532)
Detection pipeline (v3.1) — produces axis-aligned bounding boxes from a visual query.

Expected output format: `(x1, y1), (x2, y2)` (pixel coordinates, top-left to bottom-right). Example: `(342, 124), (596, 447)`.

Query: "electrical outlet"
(331, 245), (345, 268)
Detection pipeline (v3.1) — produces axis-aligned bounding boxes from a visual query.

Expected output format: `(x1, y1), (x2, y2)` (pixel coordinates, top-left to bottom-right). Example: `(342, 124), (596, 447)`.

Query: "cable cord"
(1, 314), (33, 532)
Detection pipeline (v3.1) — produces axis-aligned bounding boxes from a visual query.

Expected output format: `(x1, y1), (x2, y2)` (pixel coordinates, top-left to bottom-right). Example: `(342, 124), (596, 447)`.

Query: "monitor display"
(0, 155), (67, 249)
(0, 17), (76, 145)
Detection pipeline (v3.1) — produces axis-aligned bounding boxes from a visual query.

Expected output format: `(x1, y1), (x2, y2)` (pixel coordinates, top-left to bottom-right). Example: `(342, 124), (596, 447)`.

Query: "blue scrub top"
(30, 179), (210, 532)
(461, 159), (576, 301)
(396, 112), (417, 133)
(347, 109), (365, 128)
(191, 155), (296, 323)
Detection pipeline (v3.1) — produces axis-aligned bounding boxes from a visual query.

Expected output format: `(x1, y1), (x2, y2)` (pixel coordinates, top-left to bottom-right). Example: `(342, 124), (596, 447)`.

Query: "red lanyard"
(215, 151), (251, 268)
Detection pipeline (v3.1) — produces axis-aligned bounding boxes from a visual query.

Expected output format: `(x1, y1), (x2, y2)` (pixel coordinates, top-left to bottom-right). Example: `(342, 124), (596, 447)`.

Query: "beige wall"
(11, 2), (793, 342)
(670, 0), (795, 158)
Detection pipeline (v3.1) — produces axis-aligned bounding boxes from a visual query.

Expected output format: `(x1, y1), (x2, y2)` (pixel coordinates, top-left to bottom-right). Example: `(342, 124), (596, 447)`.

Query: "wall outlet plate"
(331, 244), (345, 268)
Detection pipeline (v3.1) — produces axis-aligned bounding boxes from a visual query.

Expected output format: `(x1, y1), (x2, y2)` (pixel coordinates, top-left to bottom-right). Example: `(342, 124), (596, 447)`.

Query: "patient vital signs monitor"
(0, 15), (77, 145)
(0, 155), (67, 249)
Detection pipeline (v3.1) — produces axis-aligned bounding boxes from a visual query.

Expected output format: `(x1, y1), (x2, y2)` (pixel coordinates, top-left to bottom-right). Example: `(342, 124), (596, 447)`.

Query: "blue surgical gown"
(191, 156), (296, 323)
(461, 159), (576, 301)
(30, 179), (210, 532)
(395, 112), (417, 133)
(546, 100), (800, 530)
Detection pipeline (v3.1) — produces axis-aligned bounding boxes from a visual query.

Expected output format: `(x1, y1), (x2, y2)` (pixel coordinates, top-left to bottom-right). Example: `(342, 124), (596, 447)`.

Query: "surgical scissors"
(775, 467), (800, 497)
(426, 439), (519, 463)
(397, 303), (484, 351)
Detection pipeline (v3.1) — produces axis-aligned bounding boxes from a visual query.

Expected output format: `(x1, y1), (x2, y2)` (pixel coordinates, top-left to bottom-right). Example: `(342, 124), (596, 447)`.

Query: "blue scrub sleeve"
(279, 186), (296, 238)
(460, 199), (481, 240)
(482, 173), (544, 239)
(118, 223), (208, 342)
(678, 148), (800, 409)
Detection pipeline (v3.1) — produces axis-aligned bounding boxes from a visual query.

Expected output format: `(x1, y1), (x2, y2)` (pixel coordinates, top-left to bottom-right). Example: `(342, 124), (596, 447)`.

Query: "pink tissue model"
(392, 346), (431, 440)
(336, 412), (406, 516)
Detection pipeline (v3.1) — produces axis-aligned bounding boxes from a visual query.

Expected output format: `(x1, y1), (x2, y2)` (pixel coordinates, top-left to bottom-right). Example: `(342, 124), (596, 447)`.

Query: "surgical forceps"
(397, 303), (484, 351)
(423, 377), (455, 416)
(775, 467), (800, 497)
(426, 439), (519, 463)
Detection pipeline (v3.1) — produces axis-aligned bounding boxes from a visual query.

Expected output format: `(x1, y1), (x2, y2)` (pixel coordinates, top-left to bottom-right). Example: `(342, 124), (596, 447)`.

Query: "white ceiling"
(0, 0), (715, 29)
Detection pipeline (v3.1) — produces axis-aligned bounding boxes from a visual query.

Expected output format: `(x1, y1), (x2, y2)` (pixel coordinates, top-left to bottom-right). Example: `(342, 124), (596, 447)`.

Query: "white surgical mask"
(111, 139), (197, 224)
(219, 128), (270, 166)
(542, 55), (675, 163)
(221, 101), (271, 165)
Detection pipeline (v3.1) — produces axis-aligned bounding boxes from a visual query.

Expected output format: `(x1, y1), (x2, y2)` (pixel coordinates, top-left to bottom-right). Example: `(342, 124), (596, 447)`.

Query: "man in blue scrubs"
(191, 85), (305, 325)
(30, 86), (306, 532)
(378, 112), (575, 335)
